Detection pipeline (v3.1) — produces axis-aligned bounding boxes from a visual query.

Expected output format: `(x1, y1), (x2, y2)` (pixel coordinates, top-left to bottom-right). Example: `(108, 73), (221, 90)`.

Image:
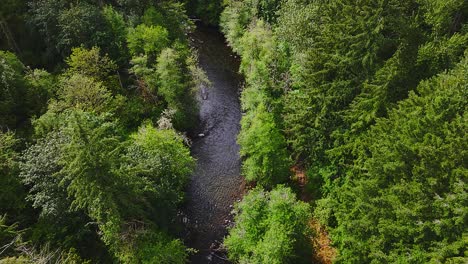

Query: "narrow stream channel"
(184, 25), (244, 264)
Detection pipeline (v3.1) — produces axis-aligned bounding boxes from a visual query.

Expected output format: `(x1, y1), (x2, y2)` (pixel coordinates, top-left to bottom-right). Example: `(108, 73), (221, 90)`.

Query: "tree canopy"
(221, 0), (468, 262)
(1, 0), (467, 262)
(0, 1), (200, 262)
(225, 185), (311, 264)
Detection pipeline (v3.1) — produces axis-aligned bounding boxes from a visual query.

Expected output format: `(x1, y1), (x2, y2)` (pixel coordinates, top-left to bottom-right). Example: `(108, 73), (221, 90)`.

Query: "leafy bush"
(238, 103), (290, 186)
(225, 185), (311, 264)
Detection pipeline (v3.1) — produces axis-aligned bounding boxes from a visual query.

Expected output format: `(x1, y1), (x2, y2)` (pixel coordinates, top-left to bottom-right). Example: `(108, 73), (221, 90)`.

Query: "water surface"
(184, 25), (244, 264)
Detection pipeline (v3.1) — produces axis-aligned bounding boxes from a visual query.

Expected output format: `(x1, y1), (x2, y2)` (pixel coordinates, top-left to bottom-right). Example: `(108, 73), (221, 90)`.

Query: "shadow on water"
(183, 25), (245, 264)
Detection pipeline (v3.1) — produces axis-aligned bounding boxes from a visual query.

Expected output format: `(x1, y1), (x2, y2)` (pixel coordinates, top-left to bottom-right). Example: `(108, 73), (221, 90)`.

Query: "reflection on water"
(184, 25), (244, 264)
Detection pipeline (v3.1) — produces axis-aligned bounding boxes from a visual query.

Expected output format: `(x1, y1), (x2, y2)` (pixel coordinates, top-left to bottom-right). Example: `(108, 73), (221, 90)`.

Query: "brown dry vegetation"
(309, 219), (337, 264)
(291, 166), (337, 264)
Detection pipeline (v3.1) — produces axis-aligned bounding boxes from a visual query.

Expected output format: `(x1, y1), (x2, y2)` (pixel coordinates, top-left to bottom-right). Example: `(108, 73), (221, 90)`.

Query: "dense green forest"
(1, 0), (203, 262)
(220, 0), (467, 263)
(1, 0), (467, 263)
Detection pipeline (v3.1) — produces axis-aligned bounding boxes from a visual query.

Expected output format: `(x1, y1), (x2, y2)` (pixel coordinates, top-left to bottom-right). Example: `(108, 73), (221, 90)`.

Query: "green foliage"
(222, 0), (468, 262)
(28, 1), (127, 63)
(28, 0), (67, 57)
(281, 0), (416, 164)
(238, 103), (290, 186)
(225, 185), (311, 264)
(120, 229), (188, 264)
(65, 47), (118, 87)
(0, 51), (54, 131)
(116, 124), (193, 264)
(0, 1), (201, 262)
(221, 0), (283, 50)
(320, 54), (468, 263)
(129, 123), (194, 185)
(224, 17), (291, 187)
(0, 131), (22, 211)
(0, 245), (91, 264)
(220, 0), (256, 54)
(51, 74), (114, 113)
(142, 7), (165, 27)
(115, 0), (152, 15)
(187, 0), (225, 25)
(156, 48), (186, 105)
(7, 0), (468, 262)
(417, 33), (468, 78)
(0, 215), (20, 255)
(0, 0), (25, 19)
(22, 112), (193, 261)
(127, 47), (200, 130)
(275, 0), (319, 56)
(46, 47), (125, 114)
(417, 0), (467, 35)
(127, 24), (169, 59)
(59, 115), (192, 261)
(56, 111), (124, 248)
(141, 4), (193, 41)
(0, 256), (29, 264)
(156, 47), (198, 131)
(122, 123), (194, 226)
(0, 51), (27, 129)
(56, 3), (106, 56)
(126, 19), (199, 131)
(128, 56), (164, 124)
(256, 0), (282, 24)
(20, 130), (68, 217)
(30, 112), (120, 257)
(238, 20), (281, 100)
(129, 54), (159, 94)
(102, 6), (129, 65)
(22, 111), (124, 256)
(152, 2), (193, 42)
(24, 69), (56, 116)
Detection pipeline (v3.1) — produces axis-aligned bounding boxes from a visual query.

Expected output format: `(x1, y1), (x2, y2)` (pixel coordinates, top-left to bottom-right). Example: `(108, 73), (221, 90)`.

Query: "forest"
(0, 0), (467, 263)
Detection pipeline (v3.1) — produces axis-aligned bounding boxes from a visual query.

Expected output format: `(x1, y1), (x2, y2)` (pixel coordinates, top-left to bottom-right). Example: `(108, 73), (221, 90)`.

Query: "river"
(184, 25), (244, 264)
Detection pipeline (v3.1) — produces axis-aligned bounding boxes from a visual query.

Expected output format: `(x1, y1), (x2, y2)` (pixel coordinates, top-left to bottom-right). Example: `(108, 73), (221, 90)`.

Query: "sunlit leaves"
(225, 186), (311, 264)
(65, 47), (117, 84)
(127, 24), (169, 59)
(238, 103), (291, 186)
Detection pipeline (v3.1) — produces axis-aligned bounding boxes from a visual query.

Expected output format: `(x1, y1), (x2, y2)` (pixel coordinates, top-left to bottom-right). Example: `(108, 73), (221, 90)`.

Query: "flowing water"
(184, 25), (244, 264)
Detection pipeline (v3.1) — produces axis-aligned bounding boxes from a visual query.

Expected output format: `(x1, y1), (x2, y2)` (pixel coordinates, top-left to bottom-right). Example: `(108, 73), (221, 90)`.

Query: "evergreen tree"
(318, 54), (468, 263)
